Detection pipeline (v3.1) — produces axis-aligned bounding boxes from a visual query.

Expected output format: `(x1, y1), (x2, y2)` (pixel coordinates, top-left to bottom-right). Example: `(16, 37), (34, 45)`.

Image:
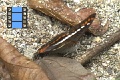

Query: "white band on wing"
(53, 26), (85, 46)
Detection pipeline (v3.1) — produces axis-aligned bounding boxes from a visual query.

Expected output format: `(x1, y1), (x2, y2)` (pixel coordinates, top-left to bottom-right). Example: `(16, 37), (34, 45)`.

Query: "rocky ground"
(0, 0), (120, 80)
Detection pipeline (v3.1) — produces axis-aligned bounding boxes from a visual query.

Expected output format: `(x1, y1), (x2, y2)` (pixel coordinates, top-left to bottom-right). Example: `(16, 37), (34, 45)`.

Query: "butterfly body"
(33, 13), (96, 60)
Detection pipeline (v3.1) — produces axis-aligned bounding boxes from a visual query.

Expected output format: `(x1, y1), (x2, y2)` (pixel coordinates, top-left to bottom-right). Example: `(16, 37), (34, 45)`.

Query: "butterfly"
(33, 13), (96, 60)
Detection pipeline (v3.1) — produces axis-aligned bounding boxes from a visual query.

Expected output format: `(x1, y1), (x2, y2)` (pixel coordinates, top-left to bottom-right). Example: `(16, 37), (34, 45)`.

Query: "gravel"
(0, 0), (120, 80)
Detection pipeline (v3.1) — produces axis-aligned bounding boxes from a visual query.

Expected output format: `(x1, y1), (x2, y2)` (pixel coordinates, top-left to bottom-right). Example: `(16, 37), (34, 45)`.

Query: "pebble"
(0, 7), (2, 12)
(107, 67), (113, 75)
(32, 43), (38, 47)
(34, 21), (39, 26)
(16, 0), (22, 3)
(73, 0), (80, 4)
(115, 73), (120, 80)
(49, 31), (54, 35)
(0, 19), (3, 28)
(2, 6), (7, 12)
(97, 71), (103, 77)
(92, 37), (102, 43)
(75, 8), (80, 12)
(40, 38), (47, 43)
(102, 62), (108, 66)
(19, 43), (26, 48)
(6, 35), (14, 38)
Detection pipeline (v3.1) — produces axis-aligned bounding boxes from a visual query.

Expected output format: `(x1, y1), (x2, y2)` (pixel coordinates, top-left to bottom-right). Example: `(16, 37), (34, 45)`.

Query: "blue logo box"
(7, 7), (27, 28)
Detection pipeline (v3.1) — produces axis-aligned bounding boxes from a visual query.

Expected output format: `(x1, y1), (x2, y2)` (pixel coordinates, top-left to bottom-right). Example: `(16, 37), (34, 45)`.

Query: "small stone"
(109, 77), (115, 80)
(73, 0), (80, 3)
(48, 24), (52, 28)
(41, 39), (47, 43)
(7, 35), (14, 38)
(107, 67), (113, 75)
(2, 6), (7, 12)
(19, 44), (26, 48)
(102, 62), (108, 66)
(93, 37), (102, 43)
(0, 19), (3, 28)
(34, 21), (39, 25)
(16, 0), (22, 3)
(97, 71), (103, 77)
(115, 73), (120, 80)
(75, 8), (80, 12)
(0, 7), (2, 12)
(106, 60), (110, 64)
(33, 43), (38, 47)
(49, 31), (54, 35)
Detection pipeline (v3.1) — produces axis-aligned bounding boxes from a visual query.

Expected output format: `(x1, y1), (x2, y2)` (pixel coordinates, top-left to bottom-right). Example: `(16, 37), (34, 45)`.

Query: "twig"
(75, 29), (120, 65)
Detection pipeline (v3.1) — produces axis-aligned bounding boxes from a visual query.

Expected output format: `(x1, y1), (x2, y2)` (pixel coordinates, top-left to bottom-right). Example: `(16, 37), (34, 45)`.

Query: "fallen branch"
(76, 29), (120, 65)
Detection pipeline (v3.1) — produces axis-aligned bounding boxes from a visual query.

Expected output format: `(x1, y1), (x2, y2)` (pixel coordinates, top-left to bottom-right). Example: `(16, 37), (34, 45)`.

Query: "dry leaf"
(35, 57), (96, 80)
(27, 0), (109, 35)
(0, 37), (49, 80)
(88, 20), (109, 35)
(0, 61), (11, 80)
(27, 0), (80, 26)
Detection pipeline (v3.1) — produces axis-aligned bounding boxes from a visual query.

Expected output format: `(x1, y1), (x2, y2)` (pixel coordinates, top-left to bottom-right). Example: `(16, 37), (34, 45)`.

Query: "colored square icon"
(12, 22), (22, 28)
(12, 13), (22, 21)
(7, 7), (27, 28)
(12, 7), (22, 12)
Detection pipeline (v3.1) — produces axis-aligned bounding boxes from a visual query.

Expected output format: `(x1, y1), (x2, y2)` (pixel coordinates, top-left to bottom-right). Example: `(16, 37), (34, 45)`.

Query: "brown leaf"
(0, 37), (49, 80)
(27, 0), (108, 35)
(76, 8), (100, 30)
(76, 8), (96, 20)
(76, 8), (106, 35)
(88, 20), (109, 36)
(27, 0), (80, 26)
(34, 57), (96, 80)
(0, 61), (11, 80)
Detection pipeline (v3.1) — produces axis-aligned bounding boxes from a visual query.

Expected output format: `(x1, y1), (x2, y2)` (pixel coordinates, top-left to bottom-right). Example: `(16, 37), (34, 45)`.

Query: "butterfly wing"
(33, 13), (96, 59)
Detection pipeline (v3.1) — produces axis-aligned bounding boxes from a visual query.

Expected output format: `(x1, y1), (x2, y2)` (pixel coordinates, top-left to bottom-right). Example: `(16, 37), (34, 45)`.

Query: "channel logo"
(7, 7), (27, 28)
